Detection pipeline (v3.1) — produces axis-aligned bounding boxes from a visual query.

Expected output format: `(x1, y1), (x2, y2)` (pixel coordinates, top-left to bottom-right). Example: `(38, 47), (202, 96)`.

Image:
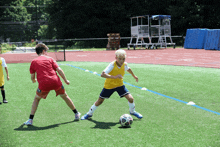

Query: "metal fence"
(0, 36), (185, 63)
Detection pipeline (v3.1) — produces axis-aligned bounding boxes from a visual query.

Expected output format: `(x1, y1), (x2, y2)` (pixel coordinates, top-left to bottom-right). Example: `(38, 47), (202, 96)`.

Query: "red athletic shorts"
(36, 85), (65, 99)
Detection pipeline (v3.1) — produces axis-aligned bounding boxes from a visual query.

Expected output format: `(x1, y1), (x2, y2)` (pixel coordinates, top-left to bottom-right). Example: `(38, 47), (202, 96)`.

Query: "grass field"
(0, 61), (220, 147)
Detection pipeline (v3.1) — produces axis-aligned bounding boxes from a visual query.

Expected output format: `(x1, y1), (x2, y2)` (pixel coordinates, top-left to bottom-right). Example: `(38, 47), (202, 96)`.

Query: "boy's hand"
(134, 76), (138, 82)
(115, 74), (123, 79)
(65, 80), (70, 85)
(32, 79), (37, 83)
(7, 76), (9, 81)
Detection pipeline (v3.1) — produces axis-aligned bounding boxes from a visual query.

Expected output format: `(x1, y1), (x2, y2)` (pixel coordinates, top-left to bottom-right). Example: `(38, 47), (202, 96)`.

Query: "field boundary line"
(60, 63), (220, 116)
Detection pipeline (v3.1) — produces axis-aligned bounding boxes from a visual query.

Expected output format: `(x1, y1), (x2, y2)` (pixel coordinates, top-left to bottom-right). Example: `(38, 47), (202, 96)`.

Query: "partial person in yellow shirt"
(0, 57), (9, 104)
(81, 49), (143, 120)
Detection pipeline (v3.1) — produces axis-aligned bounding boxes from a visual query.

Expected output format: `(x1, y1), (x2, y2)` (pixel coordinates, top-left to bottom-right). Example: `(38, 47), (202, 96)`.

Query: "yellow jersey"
(104, 61), (125, 89)
(0, 57), (4, 86)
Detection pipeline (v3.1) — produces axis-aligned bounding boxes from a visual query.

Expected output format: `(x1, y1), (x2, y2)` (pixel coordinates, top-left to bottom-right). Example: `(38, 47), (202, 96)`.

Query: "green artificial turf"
(0, 62), (219, 147)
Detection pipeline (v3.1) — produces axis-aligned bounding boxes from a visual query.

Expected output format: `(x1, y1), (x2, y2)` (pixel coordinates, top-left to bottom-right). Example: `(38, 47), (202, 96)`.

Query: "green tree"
(0, 0), (31, 42)
(47, 0), (171, 39)
(168, 0), (220, 35)
(0, 0), (52, 42)
(2, 0), (220, 43)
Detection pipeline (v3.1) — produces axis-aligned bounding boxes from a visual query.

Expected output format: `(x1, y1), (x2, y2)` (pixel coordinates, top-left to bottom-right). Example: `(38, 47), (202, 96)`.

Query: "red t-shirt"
(30, 56), (62, 91)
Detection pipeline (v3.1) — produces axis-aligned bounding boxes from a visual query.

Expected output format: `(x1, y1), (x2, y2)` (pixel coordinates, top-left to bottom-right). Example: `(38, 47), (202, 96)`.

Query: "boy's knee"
(60, 93), (69, 99)
(126, 94), (134, 103)
(96, 98), (104, 106)
(35, 95), (42, 100)
(99, 100), (104, 105)
(129, 98), (134, 103)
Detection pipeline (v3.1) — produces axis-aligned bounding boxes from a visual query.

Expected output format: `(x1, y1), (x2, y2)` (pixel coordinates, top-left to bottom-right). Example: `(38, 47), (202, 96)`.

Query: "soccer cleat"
(74, 112), (81, 121)
(0, 101), (2, 105)
(24, 119), (33, 126)
(130, 111), (143, 119)
(3, 99), (8, 103)
(81, 113), (92, 120)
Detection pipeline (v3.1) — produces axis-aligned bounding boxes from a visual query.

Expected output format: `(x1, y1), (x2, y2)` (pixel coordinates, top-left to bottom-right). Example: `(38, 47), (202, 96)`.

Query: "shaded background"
(0, 0), (219, 43)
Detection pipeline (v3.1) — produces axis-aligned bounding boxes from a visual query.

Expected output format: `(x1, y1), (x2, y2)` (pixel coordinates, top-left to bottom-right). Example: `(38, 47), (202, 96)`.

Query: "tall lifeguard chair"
(127, 15), (152, 50)
(127, 15), (175, 49)
(150, 15), (175, 48)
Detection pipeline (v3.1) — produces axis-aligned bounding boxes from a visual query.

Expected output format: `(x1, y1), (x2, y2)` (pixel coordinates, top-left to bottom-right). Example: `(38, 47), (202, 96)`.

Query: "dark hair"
(35, 43), (48, 55)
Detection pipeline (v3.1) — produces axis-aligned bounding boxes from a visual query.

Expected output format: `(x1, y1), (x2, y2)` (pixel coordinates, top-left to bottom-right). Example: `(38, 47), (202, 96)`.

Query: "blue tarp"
(184, 29), (220, 50)
(204, 29), (220, 50)
(184, 29), (208, 49)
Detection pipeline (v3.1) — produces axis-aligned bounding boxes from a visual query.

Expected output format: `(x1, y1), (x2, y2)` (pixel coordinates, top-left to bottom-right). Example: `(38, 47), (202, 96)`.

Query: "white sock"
(128, 102), (135, 113)
(88, 104), (98, 115)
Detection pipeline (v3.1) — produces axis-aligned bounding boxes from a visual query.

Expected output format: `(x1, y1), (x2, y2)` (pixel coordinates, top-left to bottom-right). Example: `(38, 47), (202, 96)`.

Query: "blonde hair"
(115, 49), (126, 58)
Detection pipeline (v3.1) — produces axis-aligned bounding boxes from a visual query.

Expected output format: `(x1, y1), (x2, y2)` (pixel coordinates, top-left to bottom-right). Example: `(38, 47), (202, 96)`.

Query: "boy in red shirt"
(24, 43), (80, 125)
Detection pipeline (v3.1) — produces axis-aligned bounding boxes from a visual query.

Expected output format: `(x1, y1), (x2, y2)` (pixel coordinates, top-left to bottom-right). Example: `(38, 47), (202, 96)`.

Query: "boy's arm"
(127, 68), (138, 82)
(56, 67), (70, 85)
(101, 72), (122, 79)
(101, 62), (122, 79)
(31, 73), (37, 83)
(4, 67), (9, 81)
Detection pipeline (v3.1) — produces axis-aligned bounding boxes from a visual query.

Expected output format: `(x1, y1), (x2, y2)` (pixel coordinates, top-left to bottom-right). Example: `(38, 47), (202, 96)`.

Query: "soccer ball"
(119, 114), (133, 127)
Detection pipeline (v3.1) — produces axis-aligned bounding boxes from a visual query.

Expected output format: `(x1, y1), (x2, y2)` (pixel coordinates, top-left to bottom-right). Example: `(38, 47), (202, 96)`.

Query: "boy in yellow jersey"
(81, 49), (143, 120)
(0, 57), (9, 104)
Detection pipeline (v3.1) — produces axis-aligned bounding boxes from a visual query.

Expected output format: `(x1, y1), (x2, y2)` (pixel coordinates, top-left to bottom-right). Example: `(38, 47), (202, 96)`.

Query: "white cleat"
(24, 119), (33, 126)
(75, 112), (81, 121)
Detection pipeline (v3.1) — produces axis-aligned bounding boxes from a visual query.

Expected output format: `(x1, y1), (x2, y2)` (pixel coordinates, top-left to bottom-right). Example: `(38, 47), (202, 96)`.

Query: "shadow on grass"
(118, 119), (141, 129)
(118, 126), (131, 129)
(88, 119), (119, 129)
(88, 118), (142, 129)
(14, 120), (77, 131)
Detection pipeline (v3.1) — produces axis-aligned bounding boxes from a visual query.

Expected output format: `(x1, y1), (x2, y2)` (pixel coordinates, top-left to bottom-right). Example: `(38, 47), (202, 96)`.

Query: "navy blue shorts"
(99, 85), (130, 99)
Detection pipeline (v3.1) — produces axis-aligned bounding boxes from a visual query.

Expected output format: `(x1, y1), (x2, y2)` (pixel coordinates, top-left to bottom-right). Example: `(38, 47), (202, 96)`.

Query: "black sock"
(29, 114), (34, 120)
(73, 109), (78, 114)
(1, 90), (5, 100)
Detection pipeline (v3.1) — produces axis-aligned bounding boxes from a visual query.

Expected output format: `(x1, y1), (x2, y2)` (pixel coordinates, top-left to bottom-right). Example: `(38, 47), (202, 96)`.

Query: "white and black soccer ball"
(119, 114), (133, 127)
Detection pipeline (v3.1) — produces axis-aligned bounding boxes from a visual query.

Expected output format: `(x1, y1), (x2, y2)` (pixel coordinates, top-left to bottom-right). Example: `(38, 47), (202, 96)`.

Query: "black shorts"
(99, 85), (130, 99)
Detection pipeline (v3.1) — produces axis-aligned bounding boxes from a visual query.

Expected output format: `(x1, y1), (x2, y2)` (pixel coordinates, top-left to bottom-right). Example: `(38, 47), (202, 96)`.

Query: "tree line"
(0, 0), (219, 42)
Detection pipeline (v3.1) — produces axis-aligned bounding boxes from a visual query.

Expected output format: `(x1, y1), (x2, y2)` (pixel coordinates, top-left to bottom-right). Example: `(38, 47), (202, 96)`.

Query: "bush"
(0, 43), (17, 53)
(23, 42), (36, 47)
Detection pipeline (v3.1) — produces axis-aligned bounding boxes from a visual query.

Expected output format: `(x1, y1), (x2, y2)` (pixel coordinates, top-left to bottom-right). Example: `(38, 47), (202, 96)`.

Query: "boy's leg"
(89, 97), (105, 114)
(60, 92), (76, 110)
(0, 86), (2, 104)
(0, 86), (7, 103)
(31, 95), (42, 115)
(124, 94), (134, 111)
(24, 94), (42, 125)
(60, 92), (81, 120)
(124, 94), (143, 119)
(81, 98), (105, 120)
(81, 88), (113, 120)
